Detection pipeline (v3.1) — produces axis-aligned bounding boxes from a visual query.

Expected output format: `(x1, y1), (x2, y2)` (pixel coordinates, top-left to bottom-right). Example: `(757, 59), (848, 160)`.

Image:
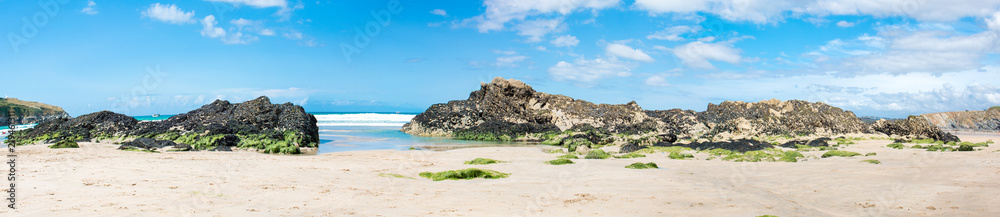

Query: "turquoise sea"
(3, 112), (532, 152)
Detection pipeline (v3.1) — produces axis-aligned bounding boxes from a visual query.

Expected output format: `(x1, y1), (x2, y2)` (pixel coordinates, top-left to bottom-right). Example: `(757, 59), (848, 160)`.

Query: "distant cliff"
(0, 98), (70, 126)
(921, 107), (1000, 132)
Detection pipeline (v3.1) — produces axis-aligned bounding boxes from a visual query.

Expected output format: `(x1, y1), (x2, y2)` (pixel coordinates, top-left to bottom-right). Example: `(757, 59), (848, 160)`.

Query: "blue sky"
(2, 0), (1000, 118)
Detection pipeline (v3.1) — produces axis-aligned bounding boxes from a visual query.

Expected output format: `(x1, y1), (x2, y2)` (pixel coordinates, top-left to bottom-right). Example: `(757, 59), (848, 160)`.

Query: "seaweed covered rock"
(118, 138), (184, 151)
(8, 96), (318, 154)
(872, 116), (960, 143)
(402, 78), (964, 152)
(698, 99), (872, 139)
(679, 139), (774, 152)
(402, 77), (657, 140)
(619, 143), (642, 153)
(7, 111), (137, 145)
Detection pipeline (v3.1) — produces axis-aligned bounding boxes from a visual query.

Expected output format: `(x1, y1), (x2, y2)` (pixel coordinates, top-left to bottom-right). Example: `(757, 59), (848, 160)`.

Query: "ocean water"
(2, 112), (534, 152)
(311, 113), (530, 153)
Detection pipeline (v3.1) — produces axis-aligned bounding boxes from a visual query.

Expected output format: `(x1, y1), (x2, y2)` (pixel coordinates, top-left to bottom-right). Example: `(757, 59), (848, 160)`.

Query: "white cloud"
(231, 18), (254, 29)
(142, 3), (195, 24)
(493, 50), (517, 55)
(259, 29), (275, 36)
(548, 57), (633, 83)
(812, 22), (1000, 74)
(550, 35), (579, 47)
(207, 0), (298, 20)
(200, 15), (258, 44)
(647, 25), (700, 41)
(645, 75), (670, 87)
(206, 0), (287, 8)
(606, 44), (655, 62)
(430, 9), (447, 16)
(295, 97), (309, 105)
(633, 0), (1000, 24)
(465, 0), (620, 33)
(283, 31), (303, 40)
(81, 0), (98, 15)
(641, 66), (1000, 117)
(200, 15), (226, 38)
(846, 51), (981, 74)
(513, 18), (565, 42)
(536, 46), (548, 51)
(496, 55), (529, 67)
(470, 50), (530, 68)
(672, 41), (742, 69)
(836, 20), (855, 27)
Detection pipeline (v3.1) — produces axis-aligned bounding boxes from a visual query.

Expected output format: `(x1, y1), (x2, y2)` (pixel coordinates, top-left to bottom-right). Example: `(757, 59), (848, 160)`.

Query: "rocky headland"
(7, 96), (318, 154)
(403, 77), (961, 153)
(0, 97), (71, 126)
(921, 106), (1000, 132)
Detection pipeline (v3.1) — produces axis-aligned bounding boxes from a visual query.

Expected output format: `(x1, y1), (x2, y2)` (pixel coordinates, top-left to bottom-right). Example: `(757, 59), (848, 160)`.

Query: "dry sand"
(1, 133), (999, 216)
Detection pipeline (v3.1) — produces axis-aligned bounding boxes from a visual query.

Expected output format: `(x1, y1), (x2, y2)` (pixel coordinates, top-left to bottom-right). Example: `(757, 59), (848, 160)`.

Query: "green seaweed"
(886, 143), (906, 149)
(668, 152), (694, 160)
(557, 154), (579, 159)
(418, 168), (509, 181)
(625, 162), (658, 169)
(378, 173), (415, 179)
(584, 149), (611, 159)
(47, 139), (79, 149)
(545, 159), (575, 165)
(957, 145), (974, 151)
(821, 150), (862, 158)
(615, 152), (647, 158)
(861, 159), (881, 164)
(464, 158), (505, 165)
(634, 146), (693, 154)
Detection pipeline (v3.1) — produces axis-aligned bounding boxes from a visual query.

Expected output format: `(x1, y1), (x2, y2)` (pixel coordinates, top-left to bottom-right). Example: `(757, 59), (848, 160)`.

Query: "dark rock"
(402, 77), (656, 139)
(680, 139), (774, 152)
(118, 138), (179, 150)
(402, 77), (962, 152)
(9, 96), (318, 154)
(657, 134), (678, 143)
(697, 99), (872, 138)
(619, 143), (642, 153)
(807, 138), (832, 147)
(873, 116), (960, 142)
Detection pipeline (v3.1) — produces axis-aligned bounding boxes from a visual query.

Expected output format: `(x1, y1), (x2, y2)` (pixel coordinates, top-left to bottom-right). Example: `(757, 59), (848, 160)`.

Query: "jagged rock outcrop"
(0, 98), (71, 126)
(401, 77), (655, 140)
(405, 77), (962, 152)
(698, 99), (873, 139)
(8, 96), (318, 154)
(921, 107), (1000, 132)
(872, 116), (960, 142)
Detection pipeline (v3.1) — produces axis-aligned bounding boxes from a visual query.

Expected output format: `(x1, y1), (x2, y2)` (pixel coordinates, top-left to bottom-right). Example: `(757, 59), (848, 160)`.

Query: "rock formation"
(697, 99), (872, 140)
(7, 96), (318, 154)
(401, 77), (653, 140)
(872, 116), (960, 142)
(0, 98), (71, 126)
(403, 77), (961, 152)
(920, 107), (1000, 132)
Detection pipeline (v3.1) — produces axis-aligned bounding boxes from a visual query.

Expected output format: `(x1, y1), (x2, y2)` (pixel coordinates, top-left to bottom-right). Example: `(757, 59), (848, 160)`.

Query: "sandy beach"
(2, 133), (998, 217)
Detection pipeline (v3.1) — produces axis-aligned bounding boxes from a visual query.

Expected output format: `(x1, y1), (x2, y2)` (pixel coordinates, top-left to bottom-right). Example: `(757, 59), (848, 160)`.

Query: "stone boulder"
(8, 96), (318, 154)
(872, 116), (960, 142)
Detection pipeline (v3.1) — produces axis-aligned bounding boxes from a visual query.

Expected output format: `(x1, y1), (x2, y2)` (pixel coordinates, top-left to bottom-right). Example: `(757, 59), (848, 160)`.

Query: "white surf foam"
(314, 113), (415, 127)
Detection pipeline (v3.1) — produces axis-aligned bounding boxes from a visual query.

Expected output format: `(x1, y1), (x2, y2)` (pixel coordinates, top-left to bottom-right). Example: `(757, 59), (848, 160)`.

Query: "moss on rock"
(418, 168), (509, 181)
